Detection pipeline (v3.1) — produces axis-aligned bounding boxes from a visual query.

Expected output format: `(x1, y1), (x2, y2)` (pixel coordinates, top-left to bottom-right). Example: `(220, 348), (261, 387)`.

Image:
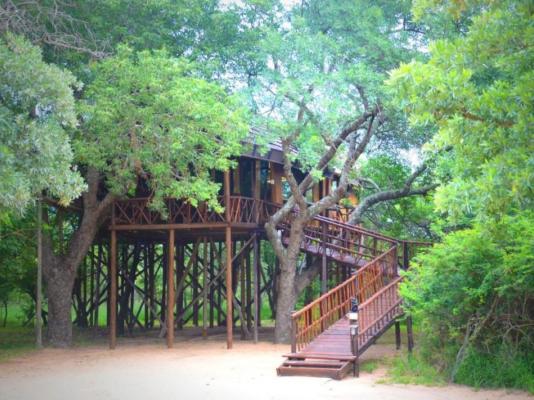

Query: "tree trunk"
(45, 262), (77, 347)
(273, 256), (298, 343)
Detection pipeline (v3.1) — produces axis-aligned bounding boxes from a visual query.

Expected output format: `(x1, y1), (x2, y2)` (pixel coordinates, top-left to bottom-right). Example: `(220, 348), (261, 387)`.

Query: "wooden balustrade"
(113, 196), (269, 227)
(356, 276), (403, 351)
(290, 246), (398, 352)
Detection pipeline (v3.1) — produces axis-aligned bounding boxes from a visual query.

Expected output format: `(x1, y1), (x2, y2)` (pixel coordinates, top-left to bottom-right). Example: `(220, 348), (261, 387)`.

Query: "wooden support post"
(395, 320), (401, 350)
(253, 236), (260, 343)
(407, 316), (414, 352)
(321, 223), (327, 294)
(202, 237), (208, 338)
(36, 200), (43, 348)
(224, 170), (233, 349)
(403, 241), (410, 271)
(246, 243), (252, 332)
(110, 229), (117, 349)
(167, 229), (175, 348)
(176, 244), (184, 329)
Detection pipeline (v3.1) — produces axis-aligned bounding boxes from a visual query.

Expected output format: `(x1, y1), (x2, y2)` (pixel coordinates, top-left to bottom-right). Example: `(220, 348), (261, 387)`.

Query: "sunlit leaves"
(0, 35), (85, 212)
(388, 0), (533, 222)
(78, 46), (248, 210)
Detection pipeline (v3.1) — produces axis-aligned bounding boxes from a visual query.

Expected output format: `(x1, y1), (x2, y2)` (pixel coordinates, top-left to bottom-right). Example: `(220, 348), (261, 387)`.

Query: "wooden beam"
(407, 316), (414, 352)
(167, 229), (175, 348)
(395, 320), (401, 350)
(224, 170), (233, 349)
(110, 229), (117, 349)
(253, 236), (260, 343)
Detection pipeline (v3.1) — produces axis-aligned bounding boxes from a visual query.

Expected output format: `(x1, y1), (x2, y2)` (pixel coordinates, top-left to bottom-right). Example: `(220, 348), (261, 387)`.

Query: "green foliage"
(356, 155), (437, 238)
(78, 46), (248, 209)
(388, 0), (534, 223)
(0, 34), (85, 212)
(246, 0), (425, 174)
(400, 212), (534, 389)
(455, 345), (534, 394)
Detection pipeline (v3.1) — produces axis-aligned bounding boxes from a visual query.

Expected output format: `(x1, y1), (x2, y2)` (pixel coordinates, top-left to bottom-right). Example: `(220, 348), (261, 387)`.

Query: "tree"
(243, 0), (437, 342)
(389, 0), (534, 389)
(0, 34), (85, 213)
(41, 47), (248, 347)
(388, 0), (533, 224)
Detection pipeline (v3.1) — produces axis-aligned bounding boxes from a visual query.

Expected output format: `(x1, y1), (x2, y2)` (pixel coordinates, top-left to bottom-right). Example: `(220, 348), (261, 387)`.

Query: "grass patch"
(0, 325), (36, 362)
(381, 352), (446, 386)
(360, 359), (380, 373)
(455, 347), (534, 394)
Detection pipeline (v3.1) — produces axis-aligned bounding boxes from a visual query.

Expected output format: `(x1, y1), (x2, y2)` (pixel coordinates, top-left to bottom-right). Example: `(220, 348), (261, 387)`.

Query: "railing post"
(290, 315), (297, 353)
(403, 241), (409, 271)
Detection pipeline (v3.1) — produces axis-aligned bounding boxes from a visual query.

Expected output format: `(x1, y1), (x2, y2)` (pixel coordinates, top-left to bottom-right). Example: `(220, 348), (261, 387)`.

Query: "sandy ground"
(0, 331), (531, 400)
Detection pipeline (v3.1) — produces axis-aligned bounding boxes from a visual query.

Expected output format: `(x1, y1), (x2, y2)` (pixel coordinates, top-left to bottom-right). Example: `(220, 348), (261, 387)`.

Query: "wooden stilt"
(395, 320), (401, 350)
(110, 229), (117, 349)
(167, 229), (175, 348)
(253, 235), (260, 343)
(224, 170), (233, 349)
(407, 316), (414, 352)
(202, 237), (208, 338)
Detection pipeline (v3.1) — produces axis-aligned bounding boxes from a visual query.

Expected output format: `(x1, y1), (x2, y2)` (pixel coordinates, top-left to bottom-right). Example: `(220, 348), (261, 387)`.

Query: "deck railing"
(290, 246), (398, 352)
(356, 276), (403, 351)
(113, 196), (272, 226)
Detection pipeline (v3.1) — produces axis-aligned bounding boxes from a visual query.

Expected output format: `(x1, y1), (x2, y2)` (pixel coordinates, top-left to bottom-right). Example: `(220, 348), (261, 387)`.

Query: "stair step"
(283, 360), (345, 368)
(277, 363), (351, 380)
(283, 353), (356, 361)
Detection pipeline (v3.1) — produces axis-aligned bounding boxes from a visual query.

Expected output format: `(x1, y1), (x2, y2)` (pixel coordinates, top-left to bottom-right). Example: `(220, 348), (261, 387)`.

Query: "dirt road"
(0, 335), (530, 400)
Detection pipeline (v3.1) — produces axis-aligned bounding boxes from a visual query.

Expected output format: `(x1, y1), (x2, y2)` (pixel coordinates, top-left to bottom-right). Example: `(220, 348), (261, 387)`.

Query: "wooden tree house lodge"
(73, 141), (426, 379)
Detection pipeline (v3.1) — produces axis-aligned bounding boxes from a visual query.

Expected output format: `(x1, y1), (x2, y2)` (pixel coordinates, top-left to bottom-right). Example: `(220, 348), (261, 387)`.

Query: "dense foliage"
(392, 0), (534, 391)
(79, 46), (248, 209)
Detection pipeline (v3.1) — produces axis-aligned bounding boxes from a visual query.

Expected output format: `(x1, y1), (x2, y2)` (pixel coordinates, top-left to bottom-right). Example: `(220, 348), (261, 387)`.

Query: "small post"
(406, 316), (414, 353)
(36, 199), (43, 348)
(349, 298), (359, 377)
(403, 241), (410, 271)
(290, 315), (297, 353)
(395, 320), (401, 350)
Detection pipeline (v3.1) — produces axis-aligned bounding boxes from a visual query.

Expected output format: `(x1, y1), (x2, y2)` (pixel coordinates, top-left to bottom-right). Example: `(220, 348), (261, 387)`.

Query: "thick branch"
(348, 163), (438, 225)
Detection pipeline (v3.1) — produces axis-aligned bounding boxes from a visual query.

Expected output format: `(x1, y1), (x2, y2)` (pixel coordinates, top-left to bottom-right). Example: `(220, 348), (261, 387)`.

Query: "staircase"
(276, 215), (407, 380)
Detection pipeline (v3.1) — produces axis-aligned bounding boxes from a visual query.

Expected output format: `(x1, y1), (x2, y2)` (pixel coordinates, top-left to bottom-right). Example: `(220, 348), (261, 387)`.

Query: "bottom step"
(277, 359), (354, 380)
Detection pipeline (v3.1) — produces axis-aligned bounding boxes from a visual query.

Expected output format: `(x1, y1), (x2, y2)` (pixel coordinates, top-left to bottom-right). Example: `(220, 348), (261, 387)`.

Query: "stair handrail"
(290, 246), (398, 352)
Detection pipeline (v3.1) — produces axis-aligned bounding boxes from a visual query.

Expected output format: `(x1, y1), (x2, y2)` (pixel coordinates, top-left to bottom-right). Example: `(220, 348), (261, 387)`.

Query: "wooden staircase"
(277, 215), (407, 379)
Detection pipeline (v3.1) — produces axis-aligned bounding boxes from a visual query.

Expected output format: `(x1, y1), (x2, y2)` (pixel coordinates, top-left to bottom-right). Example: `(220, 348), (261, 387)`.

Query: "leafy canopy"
(78, 46), (248, 209)
(388, 0), (534, 222)
(0, 34), (85, 212)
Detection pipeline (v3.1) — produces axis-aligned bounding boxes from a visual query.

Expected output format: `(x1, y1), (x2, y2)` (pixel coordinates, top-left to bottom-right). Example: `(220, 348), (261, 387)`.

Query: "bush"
(399, 211), (534, 392)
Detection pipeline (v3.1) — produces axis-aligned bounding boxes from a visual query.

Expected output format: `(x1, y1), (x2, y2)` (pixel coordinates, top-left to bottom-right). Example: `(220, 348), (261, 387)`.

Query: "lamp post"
(348, 297), (359, 377)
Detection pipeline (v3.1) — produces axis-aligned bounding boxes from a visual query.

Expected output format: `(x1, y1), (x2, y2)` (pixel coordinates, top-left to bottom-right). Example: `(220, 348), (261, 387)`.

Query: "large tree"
(41, 47), (247, 347)
(242, 0), (438, 342)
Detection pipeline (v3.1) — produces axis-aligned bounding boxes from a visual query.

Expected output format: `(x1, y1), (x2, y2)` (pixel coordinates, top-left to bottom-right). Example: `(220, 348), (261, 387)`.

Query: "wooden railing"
(113, 196), (273, 226)
(277, 213), (397, 267)
(290, 246), (398, 352)
(356, 276), (403, 351)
